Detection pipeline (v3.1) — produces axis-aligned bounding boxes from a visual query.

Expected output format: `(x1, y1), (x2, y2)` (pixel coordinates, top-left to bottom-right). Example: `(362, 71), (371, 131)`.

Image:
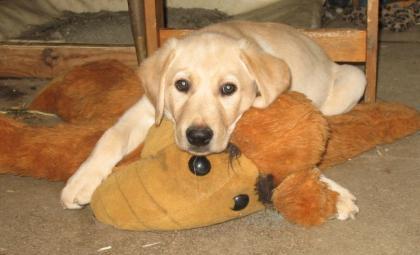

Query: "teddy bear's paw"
(320, 175), (359, 220)
(61, 169), (104, 209)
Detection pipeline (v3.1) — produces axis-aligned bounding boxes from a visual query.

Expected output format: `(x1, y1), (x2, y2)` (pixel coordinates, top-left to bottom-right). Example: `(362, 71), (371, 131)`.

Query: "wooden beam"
(144, 0), (164, 56)
(159, 28), (367, 62)
(0, 43), (138, 78)
(0, 29), (368, 78)
(159, 29), (190, 45)
(364, 0), (379, 103)
(302, 29), (366, 62)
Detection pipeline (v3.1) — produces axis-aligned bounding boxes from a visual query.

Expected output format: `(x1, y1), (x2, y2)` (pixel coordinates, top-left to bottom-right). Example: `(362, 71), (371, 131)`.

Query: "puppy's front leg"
(61, 96), (155, 209)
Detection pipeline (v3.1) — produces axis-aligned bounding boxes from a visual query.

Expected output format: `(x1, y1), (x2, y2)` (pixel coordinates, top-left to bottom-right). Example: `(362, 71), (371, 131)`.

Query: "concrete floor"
(1, 27), (420, 255)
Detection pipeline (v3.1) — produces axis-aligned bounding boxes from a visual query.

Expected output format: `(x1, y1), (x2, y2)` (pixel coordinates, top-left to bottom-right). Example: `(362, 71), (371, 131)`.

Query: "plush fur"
(0, 60), (418, 227)
(232, 92), (329, 184)
(319, 102), (420, 169)
(273, 168), (338, 226)
(0, 61), (144, 180)
(91, 120), (265, 231)
(30, 61), (143, 125)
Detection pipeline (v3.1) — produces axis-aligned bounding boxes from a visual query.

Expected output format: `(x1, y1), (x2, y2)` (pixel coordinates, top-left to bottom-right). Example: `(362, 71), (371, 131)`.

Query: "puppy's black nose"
(186, 126), (213, 147)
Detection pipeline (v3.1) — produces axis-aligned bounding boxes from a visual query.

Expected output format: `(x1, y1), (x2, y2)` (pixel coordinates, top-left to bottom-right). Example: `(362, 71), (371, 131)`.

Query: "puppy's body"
(202, 21), (334, 107)
(200, 21), (365, 114)
(61, 21), (364, 218)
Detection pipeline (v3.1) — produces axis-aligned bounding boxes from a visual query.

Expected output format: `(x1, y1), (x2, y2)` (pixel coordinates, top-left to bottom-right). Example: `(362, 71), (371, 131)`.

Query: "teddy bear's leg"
(29, 60), (143, 125)
(0, 115), (104, 180)
(271, 168), (358, 227)
(320, 64), (366, 116)
(0, 116), (25, 174)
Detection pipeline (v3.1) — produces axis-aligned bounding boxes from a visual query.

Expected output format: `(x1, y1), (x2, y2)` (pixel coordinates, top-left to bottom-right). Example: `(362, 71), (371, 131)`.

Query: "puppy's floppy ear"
(239, 40), (291, 108)
(138, 38), (177, 125)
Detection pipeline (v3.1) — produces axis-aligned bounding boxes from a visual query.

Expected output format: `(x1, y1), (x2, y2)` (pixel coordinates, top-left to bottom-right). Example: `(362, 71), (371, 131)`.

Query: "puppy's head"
(138, 33), (290, 155)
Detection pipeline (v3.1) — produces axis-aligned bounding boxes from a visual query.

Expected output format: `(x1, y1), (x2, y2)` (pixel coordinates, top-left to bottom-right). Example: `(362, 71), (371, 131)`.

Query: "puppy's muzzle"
(186, 126), (213, 147)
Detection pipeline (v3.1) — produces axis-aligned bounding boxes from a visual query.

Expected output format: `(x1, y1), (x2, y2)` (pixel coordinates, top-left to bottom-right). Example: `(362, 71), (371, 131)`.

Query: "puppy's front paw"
(61, 169), (103, 209)
(320, 175), (359, 220)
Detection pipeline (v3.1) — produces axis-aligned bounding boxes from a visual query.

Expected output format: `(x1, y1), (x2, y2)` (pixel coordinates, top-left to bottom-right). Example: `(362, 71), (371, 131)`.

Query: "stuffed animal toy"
(0, 60), (418, 230)
(91, 119), (265, 230)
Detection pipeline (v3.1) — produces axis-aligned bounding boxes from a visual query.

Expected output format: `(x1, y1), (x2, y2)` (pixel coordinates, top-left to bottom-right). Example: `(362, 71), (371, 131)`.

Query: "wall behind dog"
(167, 0), (279, 15)
(0, 0), (324, 41)
(0, 0), (128, 41)
(0, 0), (284, 41)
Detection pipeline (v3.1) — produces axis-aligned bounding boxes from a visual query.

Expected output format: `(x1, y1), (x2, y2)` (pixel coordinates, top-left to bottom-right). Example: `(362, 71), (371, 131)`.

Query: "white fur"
(320, 175), (359, 220)
(60, 96), (155, 209)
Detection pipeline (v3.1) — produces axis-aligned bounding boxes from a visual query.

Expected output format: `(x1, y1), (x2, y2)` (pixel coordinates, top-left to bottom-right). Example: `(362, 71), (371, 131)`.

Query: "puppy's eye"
(175, 79), (190, 93)
(220, 83), (237, 96)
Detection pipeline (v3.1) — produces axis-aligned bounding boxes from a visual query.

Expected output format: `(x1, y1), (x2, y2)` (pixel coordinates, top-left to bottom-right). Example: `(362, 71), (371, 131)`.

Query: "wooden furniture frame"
(128, 0), (379, 102)
(0, 0), (378, 102)
(0, 44), (138, 78)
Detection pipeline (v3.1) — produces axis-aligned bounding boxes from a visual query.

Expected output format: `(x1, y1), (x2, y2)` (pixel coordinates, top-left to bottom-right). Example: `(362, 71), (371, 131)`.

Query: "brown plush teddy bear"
(0, 60), (418, 229)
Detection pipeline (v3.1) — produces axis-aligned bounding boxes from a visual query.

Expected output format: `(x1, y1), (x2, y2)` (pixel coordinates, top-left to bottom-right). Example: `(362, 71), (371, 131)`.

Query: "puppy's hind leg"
(320, 64), (366, 116)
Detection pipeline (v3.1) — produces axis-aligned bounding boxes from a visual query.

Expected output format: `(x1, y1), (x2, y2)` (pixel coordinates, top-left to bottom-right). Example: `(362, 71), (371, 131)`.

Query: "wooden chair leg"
(144, 0), (164, 56)
(127, 0), (147, 64)
(364, 0), (379, 103)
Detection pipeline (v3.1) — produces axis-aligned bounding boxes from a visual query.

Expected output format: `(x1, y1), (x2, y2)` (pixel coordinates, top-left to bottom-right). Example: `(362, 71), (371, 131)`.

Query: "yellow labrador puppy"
(61, 21), (364, 219)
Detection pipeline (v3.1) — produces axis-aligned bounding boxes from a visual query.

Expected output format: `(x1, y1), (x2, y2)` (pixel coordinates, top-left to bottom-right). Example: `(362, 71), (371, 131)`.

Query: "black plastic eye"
(220, 83), (237, 96)
(175, 79), (190, 93)
(188, 156), (211, 176)
(232, 194), (249, 211)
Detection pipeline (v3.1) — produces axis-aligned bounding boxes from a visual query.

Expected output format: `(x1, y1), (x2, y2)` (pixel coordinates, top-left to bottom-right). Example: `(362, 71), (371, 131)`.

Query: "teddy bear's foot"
(272, 168), (338, 226)
(320, 175), (359, 220)
(271, 168), (359, 227)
